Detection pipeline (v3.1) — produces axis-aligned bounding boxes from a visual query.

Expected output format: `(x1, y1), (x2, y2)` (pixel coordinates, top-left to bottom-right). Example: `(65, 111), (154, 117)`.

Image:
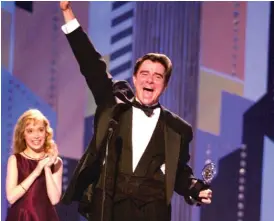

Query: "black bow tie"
(132, 99), (160, 117)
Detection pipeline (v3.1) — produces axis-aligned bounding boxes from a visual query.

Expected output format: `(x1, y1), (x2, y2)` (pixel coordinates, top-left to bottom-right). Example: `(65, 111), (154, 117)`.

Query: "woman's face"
(24, 120), (46, 152)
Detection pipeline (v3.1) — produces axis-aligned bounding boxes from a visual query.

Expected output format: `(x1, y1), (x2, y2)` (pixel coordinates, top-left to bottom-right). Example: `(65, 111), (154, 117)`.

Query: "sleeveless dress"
(6, 154), (59, 221)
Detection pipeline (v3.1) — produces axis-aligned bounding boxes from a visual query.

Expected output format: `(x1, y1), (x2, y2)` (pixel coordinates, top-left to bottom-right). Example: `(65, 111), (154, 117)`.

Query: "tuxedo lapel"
(119, 108), (133, 174)
(95, 107), (113, 150)
(95, 103), (131, 151)
(163, 109), (181, 205)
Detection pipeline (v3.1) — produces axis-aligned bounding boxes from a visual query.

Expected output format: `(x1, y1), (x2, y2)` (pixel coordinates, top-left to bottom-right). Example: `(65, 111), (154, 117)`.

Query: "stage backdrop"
(1, 1), (273, 221)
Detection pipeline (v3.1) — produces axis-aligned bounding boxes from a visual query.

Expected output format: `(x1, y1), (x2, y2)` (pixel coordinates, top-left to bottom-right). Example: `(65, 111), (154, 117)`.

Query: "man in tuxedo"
(60, 2), (212, 221)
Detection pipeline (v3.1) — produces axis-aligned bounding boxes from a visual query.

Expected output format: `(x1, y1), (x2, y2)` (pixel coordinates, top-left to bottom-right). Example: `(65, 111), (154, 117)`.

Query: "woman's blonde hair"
(12, 109), (54, 154)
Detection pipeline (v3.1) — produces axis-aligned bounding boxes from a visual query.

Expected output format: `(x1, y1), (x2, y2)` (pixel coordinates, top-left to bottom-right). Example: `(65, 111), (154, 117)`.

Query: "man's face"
(133, 60), (166, 106)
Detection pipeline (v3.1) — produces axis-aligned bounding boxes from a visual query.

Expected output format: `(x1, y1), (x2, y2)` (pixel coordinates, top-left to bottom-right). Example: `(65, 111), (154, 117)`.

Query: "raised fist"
(60, 1), (71, 11)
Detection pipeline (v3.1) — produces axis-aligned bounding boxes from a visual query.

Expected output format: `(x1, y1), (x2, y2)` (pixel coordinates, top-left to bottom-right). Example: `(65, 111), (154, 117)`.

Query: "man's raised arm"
(60, 1), (115, 106)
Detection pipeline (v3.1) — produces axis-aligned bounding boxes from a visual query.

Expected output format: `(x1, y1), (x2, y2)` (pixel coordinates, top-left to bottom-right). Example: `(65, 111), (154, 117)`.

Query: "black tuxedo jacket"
(61, 26), (198, 218)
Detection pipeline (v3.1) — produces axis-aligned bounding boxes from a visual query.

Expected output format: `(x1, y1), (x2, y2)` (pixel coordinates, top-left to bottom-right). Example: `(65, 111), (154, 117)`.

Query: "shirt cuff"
(189, 196), (199, 205)
(61, 18), (80, 34)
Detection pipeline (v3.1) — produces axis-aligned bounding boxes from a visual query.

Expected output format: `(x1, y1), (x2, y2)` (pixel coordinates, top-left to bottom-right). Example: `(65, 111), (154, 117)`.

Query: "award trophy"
(195, 162), (216, 206)
(202, 162), (217, 185)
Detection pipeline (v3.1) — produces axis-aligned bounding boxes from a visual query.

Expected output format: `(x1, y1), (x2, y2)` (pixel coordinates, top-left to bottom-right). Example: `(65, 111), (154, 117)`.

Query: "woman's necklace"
(22, 151), (46, 161)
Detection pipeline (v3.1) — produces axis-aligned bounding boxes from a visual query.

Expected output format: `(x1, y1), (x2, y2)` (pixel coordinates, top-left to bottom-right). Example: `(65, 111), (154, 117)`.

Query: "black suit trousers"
(87, 188), (171, 221)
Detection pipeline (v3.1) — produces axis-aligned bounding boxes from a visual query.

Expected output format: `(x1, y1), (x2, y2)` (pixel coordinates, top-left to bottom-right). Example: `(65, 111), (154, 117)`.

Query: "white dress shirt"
(132, 107), (162, 172)
(61, 20), (165, 174)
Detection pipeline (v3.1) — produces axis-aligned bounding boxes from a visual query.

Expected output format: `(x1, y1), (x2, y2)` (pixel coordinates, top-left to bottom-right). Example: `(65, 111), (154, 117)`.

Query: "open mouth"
(143, 87), (154, 92)
(31, 140), (42, 145)
(143, 87), (154, 99)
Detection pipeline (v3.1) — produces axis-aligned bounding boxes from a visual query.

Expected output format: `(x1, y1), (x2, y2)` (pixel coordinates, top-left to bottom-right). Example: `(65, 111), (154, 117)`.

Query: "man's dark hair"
(133, 53), (173, 85)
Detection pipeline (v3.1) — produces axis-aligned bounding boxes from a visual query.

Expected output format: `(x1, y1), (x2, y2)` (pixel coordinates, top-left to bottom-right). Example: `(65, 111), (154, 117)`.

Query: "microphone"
(109, 103), (131, 126)
(108, 119), (118, 130)
(101, 103), (130, 221)
(112, 80), (134, 103)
